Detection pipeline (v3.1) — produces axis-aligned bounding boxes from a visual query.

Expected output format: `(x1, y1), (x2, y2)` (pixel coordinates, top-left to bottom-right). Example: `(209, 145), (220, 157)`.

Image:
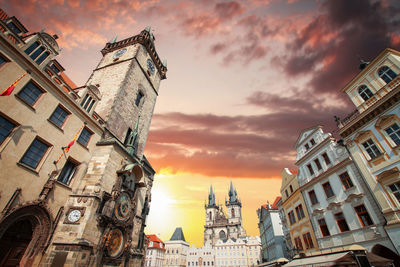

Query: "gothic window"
(378, 66), (397, 84)
(318, 218), (330, 237)
(0, 114), (17, 145)
(231, 208), (235, 217)
(17, 81), (44, 106)
(335, 212), (350, 232)
(385, 123), (400, 146)
(57, 158), (78, 185)
(389, 182), (400, 203)
(77, 127), (93, 147)
(358, 85), (373, 101)
(355, 204), (373, 226)
(136, 91), (144, 106)
(362, 138), (381, 159)
(20, 137), (51, 169)
(339, 171), (354, 190)
(308, 190), (318, 205)
(322, 182), (335, 198)
(209, 211), (212, 221)
(49, 105), (69, 128)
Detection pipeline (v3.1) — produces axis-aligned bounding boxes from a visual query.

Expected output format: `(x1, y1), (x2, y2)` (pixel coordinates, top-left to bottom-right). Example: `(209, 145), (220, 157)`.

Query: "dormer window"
(50, 64), (61, 74)
(7, 21), (22, 34)
(80, 94), (95, 112)
(24, 41), (49, 66)
(358, 85), (373, 101)
(378, 66), (397, 84)
(24, 42), (40, 55)
(35, 51), (50, 65)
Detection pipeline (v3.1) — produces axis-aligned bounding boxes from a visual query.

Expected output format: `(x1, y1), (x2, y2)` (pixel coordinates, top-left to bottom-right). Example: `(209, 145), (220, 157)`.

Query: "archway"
(372, 244), (400, 267)
(0, 203), (52, 267)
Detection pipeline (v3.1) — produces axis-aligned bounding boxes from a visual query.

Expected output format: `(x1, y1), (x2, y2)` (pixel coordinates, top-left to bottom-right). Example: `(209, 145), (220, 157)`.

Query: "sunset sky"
(3, 0), (400, 247)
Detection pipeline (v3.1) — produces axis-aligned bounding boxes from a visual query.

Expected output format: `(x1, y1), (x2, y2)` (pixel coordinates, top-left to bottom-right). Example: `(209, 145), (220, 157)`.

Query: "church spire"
(226, 181), (240, 205)
(207, 185), (217, 208)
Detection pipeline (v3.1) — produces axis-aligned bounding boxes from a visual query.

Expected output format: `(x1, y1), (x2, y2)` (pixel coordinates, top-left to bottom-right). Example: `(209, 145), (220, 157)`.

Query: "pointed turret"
(206, 185), (217, 208)
(227, 180), (240, 205)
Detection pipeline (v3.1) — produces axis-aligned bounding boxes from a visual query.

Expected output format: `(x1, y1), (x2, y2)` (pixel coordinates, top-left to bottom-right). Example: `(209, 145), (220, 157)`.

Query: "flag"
(1, 72), (28, 96)
(54, 123), (86, 164)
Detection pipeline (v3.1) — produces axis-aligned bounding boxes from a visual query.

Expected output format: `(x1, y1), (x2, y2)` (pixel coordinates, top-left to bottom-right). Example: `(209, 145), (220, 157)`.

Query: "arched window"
(209, 211), (212, 221)
(378, 66), (397, 84)
(358, 85), (373, 101)
(231, 208), (235, 217)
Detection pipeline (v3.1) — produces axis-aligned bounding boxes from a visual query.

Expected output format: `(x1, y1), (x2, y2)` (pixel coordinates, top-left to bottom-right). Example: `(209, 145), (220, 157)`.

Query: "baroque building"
(204, 182), (246, 247)
(337, 48), (400, 256)
(295, 126), (394, 254)
(0, 9), (167, 266)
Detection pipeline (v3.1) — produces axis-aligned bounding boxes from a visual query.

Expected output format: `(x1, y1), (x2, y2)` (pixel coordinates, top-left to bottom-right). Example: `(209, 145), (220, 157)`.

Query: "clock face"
(114, 193), (131, 221)
(113, 48), (127, 59)
(68, 209), (82, 223)
(107, 229), (124, 258)
(147, 58), (155, 75)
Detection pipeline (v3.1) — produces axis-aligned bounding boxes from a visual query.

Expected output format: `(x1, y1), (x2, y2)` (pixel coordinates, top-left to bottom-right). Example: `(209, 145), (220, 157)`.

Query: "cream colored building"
(0, 9), (167, 266)
(295, 126), (394, 254)
(214, 236), (261, 267)
(338, 48), (400, 255)
(164, 228), (190, 267)
(186, 244), (215, 267)
(280, 168), (318, 256)
(145, 235), (166, 267)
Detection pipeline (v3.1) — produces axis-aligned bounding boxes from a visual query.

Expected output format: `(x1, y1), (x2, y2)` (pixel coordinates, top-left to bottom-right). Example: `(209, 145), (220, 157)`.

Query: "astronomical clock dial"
(106, 228), (124, 258)
(114, 192), (132, 221)
(64, 207), (85, 224)
(113, 48), (127, 59)
(147, 58), (155, 75)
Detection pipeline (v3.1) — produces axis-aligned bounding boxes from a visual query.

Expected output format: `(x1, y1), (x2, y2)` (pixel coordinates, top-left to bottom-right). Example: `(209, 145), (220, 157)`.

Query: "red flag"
(1, 72), (28, 96)
(64, 139), (75, 152)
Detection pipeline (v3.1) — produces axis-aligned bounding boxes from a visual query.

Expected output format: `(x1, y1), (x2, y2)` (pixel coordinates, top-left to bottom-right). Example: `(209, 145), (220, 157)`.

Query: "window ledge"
(77, 141), (89, 151)
(368, 153), (385, 162)
(344, 186), (356, 192)
(326, 195), (336, 201)
(47, 119), (64, 133)
(14, 94), (36, 111)
(17, 162), (39, 175)
(54, 180), (72, 190)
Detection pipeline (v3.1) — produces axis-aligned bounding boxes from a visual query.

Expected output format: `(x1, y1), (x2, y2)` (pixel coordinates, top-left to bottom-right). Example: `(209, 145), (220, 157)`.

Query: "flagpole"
(54, 122), (87, 164)
(0, 70), (30, 96)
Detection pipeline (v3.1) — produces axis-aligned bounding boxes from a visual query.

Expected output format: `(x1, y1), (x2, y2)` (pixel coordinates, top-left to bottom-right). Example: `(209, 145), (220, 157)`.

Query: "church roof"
(169, 227), (186, 242)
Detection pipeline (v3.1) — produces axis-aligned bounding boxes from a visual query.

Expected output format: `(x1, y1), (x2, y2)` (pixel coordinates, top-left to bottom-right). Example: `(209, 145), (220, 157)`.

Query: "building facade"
(204, 183), (246, 247)
(279, 167), (317, 258)
(145, 235), (166, 267)
(0, 9), (167, 266)
(186, 244), (215, 267)
(257, 197), (288, 262)
(214, 236), (261, 267)
(338, 48), (400, 255)
(164, 227), (190, 267)
(295, 126), (394, 253)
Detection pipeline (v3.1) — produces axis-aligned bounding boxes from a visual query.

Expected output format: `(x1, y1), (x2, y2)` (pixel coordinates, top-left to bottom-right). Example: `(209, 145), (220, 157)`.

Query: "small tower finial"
(110, 35), (118, 44)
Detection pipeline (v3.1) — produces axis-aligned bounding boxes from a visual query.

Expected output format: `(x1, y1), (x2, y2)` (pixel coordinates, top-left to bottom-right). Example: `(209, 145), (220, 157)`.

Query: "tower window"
(24, 42), (40, 55)
(49, 105), (69, 128)
(0, 114), (17, 145)
(362, 138), (381, 159)
(378, 66), (397, 84)
(231, 208), (235, 217)
(20, 138), (50, 169)
(57, 158), (78, 185)
(358, 85), (373, 101)
(135, 91), (144, 106)
(17, 81), (44, 106)
(385, 123), (400, 146)
(77, 127), (93, 147)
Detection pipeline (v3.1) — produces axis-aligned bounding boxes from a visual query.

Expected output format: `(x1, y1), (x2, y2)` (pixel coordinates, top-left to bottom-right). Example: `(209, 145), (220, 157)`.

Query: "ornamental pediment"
(326, 202), (342, 211)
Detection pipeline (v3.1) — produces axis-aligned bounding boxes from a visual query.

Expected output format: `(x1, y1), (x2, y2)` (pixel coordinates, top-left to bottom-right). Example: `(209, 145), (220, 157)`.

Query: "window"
(307, 164), (314, 176)
(77, 128), (93, 147)
(318, 218), (330, 237)
(20, 138), (50, 169)
(288, 210), (296, 225)
(295, 204), (305, 220)
(285, 189), (288, 198)
(310, 138), (315, 146)
(389, 182), (400, 203)
(57, 159), (78, 185)
(314, 158), (322, 170)
(0, 54), (8, 67)
(49, 105), (69, 128)
(385, 123), (400, 146)
(362, 138), (381, 159)
(0, 115), (16, 145)
(7, 21), (22, 34)
(322, 182), (335, 198)
(308, 190), (318, 205)
(355, 204), (374, 226)
(50, 64), (61, 74)
(80, 94), (96, 112)
(305, 143), (310, 150)
(35, 51), (50, 65)
(294, 237), (303, 251)
(322, 152), (331, 165)
(289, 185), (293, 193)
(335, 212), (350, 232)
(378, 66), (397, 84)
(30, 46), (45, 61)
(17, 81), (44, 106)
(24, 42), (40, 55)
(136, 91), (144, 106)
(358, 85), (374, 101)
(302, 232), (314, 249)
(339, 171), (354, 190)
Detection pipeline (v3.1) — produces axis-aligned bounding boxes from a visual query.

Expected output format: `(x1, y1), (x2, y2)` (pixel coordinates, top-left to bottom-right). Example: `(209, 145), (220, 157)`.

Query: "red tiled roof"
(146, 234), (165, 250)
(60, 72), (77, 90)
(261, 196), (281, 211)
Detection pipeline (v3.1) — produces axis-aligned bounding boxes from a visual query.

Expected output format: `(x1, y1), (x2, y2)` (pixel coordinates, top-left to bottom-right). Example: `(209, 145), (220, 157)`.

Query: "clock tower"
(45, 28), (167, 266)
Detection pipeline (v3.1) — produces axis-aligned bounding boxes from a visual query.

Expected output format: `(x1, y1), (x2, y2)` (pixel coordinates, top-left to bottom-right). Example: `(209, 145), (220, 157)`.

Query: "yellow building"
(280, 168), (318, 255)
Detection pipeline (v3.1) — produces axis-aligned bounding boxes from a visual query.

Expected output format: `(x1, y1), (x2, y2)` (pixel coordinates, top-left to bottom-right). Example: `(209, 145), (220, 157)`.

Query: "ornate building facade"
(0, 9), (167, 266)
(204, 182), (246, 247)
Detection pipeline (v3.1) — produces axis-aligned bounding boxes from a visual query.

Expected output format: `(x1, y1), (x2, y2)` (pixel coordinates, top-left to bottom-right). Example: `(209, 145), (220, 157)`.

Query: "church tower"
(204, 185), (218, 245)
(45, 28), (167, 266)
(225, 181), (246, 239)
